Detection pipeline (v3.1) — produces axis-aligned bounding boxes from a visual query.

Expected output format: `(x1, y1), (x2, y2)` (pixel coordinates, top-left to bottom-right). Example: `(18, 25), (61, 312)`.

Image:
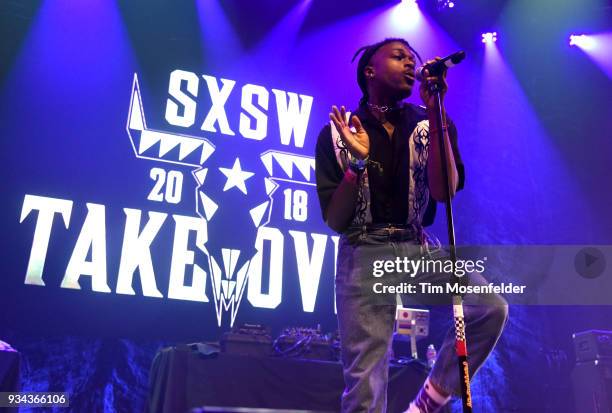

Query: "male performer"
(315, 38), (508, 413)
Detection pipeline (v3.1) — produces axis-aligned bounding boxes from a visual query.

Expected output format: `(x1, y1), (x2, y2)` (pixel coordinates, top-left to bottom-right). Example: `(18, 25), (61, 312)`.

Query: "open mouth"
(404, 74), (415, 85)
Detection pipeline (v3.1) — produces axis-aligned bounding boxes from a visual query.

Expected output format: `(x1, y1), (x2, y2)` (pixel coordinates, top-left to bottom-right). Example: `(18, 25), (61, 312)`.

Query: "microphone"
(416, 51), (466, 81)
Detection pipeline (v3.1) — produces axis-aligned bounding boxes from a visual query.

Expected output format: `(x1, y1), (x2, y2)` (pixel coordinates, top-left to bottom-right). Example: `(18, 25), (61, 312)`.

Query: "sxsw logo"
(126, 71), (323, 327)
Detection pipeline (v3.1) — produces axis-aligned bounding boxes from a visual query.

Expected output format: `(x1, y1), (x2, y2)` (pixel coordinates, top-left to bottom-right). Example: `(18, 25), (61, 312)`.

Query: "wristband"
(348, 155), (369, 174)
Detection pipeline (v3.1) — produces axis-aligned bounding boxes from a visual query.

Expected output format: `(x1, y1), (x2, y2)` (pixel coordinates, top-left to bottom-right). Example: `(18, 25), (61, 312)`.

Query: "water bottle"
(426, 344), (437, 368)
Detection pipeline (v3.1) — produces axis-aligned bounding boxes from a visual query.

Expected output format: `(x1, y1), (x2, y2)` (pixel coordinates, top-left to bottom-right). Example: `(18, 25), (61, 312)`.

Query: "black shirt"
(315, 102), (465, 229)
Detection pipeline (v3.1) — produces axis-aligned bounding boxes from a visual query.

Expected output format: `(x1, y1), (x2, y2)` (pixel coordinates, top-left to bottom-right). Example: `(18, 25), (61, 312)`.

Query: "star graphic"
(218, 158), (255, 194)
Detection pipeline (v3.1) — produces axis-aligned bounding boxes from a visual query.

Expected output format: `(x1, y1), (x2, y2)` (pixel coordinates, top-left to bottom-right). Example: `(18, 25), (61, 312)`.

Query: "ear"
(364, 65), (375, 79)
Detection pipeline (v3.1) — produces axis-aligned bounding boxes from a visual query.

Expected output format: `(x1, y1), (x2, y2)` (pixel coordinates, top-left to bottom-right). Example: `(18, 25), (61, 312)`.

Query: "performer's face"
(367, 41), (416, 100)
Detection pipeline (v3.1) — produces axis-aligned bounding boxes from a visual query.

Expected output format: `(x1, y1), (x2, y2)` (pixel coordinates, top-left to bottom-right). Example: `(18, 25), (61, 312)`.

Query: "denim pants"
(335, 225), (509, 413)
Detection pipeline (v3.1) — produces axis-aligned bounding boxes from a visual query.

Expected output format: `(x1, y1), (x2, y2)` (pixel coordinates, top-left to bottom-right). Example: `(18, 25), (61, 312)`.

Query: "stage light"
(436, 0), (455, 10)
(568, 32), (612, 78)
(569, 34), (596, 51)
(390, 0), (422, 32)
(482, 32), (497, 44)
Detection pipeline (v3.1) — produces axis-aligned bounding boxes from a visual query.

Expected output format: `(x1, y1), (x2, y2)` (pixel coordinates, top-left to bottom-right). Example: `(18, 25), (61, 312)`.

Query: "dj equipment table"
(147, 344), (436, 413)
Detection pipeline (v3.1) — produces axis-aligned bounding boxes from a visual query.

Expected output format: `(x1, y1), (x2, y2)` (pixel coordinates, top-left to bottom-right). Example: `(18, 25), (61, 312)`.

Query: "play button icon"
(574, 247), (606, 279)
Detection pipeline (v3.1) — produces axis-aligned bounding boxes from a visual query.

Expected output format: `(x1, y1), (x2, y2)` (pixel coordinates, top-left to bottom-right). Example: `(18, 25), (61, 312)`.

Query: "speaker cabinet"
(572, 359), (612, 413)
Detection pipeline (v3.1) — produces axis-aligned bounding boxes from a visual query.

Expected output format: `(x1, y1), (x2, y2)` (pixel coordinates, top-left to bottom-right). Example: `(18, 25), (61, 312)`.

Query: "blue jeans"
(335, 225), (508, 413)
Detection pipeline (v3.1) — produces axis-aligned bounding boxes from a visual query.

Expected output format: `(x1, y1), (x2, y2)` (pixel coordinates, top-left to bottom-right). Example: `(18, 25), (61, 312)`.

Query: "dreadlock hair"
(351, 38), (423, 107)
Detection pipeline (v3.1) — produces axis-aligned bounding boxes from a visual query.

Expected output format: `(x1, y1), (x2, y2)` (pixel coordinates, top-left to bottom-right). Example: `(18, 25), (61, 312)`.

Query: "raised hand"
(329, 105), (370, 160)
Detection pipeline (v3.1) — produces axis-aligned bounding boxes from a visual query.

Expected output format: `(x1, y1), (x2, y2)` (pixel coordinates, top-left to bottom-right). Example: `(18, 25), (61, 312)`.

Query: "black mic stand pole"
(429, 81), (473, 413)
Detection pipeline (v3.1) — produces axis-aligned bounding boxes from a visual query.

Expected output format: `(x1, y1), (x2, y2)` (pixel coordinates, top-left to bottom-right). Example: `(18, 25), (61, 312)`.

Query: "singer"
(315, 38), (508, 413)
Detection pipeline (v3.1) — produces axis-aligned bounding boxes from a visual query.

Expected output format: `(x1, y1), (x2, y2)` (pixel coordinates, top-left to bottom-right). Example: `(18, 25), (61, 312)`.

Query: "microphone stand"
(429, 81), (473, 413)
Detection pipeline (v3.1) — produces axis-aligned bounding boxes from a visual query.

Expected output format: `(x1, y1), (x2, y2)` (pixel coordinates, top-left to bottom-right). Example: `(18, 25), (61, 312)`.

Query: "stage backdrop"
(2, 0), (611, 339)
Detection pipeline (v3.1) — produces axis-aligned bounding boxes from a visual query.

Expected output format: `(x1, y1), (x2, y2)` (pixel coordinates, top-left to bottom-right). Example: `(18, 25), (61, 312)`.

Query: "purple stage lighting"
(569, 34), (596, 50)
(569, 32), (612, 78)
(482, 32), (497, 44)
(390, 0), (422, 32)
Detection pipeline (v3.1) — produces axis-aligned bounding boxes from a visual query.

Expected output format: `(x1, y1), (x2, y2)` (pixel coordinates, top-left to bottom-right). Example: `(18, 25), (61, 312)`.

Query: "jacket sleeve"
(422, 116), (465, 226)
(314, 124), (344, 222)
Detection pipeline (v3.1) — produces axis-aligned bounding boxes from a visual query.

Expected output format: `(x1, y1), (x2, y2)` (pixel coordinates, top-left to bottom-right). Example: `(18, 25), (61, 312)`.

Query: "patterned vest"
(329, 113), (432, 228)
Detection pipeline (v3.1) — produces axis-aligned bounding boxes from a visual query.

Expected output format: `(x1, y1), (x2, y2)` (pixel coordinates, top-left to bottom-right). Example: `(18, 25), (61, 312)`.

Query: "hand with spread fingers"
(329, 105), (370, 161)
(419, 56), (449, 110)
